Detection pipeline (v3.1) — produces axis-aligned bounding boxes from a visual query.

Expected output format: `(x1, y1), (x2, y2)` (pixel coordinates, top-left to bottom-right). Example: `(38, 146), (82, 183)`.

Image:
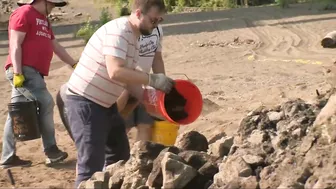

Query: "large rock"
(91, 172), (109, 189)
(259, 166), (281, 189)
(161, 152), (198, 189)
(120, 170), (147, 189)
(304, 175), (319, 189)
(312, 175), (336, 189)
(178, 150), (219, 170)
(105, 160), (126, 177)
(146, 146), (180, 188)
(208, 132), (226, 144)
(313, 93), (336, 144)
(247, 130), (269, 145)
(125, 140), (166, 176)
(198, 162), (219, 180)
(277, 181), (304, 189)
(238, 111), (274, 138)
(174, 131), (209, 152)
(208, 136), (234, 158)
(213, 156), (252, 186)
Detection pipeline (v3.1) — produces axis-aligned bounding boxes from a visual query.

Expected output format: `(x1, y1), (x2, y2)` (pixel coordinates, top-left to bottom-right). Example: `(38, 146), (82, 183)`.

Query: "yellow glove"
(72, 63), (77, 69)
(13, 74), (25, 88)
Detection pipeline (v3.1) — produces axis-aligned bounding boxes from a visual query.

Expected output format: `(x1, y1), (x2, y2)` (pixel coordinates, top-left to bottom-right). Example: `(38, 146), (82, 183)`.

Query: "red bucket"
(142, 79), (203, 125)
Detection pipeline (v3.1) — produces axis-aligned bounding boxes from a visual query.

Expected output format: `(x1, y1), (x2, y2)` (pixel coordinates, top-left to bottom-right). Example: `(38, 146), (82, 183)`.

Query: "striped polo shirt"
(66, 16), (140, 108)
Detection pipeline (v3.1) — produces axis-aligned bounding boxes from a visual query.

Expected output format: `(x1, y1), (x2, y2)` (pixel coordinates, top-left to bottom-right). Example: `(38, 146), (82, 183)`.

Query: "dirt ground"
(0, 1), (335, 188)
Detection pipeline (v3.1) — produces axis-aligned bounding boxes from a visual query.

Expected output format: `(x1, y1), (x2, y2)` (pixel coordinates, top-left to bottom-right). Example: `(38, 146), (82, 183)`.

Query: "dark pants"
(65, 94), (130, 188)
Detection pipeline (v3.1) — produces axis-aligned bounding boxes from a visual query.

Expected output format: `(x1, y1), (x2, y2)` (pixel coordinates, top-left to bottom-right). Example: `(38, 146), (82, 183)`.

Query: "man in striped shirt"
(64, 0), (173, 187)
(124, 25), (165, 141)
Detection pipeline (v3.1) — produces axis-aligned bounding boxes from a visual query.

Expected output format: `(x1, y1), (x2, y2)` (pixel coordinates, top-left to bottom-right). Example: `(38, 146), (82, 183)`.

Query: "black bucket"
(8, 100), (41, 141)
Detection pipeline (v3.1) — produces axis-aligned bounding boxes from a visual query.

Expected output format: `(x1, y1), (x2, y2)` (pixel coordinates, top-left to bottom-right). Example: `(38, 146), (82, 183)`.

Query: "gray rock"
(91, 171), (109, 189)
(208, 132), (227, 144)
(161, 152), (198, 189)
(214, 156), (252, 186)
(247, 130), (268, 145)
(85, 180), (103, 189)
(277, 181), (304, 189)
(105, 160), (126, 177)
(267, 111), (284, 122)
(120, 170), (147, 189)
(208, 136), (234, 158)
(242, 154), (264, 166)
(179, 150), (218, 170)
(312, 176), (336, 189)
(304, 175), (319, 189)
(146, 146), (180, 188)
(174, 131), (209, 152)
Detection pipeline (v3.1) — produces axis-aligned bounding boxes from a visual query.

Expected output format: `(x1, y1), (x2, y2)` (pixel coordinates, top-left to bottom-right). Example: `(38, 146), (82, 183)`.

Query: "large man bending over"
(63, 0), (173, 187)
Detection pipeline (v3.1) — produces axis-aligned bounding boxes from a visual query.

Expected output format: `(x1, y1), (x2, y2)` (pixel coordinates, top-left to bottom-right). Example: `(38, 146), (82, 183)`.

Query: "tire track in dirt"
(243, 17), (333, 64)
(244, 18), (307, 60)
(288, 24), (335, 58)
(243, 18), (274, 59)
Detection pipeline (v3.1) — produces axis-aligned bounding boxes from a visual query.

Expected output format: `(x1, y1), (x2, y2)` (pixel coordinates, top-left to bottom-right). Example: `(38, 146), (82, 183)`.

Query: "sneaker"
(1, 155), (32, 169)
(45, 145), (68, 166)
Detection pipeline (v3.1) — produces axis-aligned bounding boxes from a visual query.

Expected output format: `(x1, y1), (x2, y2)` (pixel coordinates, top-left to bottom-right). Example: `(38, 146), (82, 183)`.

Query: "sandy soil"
(0, 1), (335, 188)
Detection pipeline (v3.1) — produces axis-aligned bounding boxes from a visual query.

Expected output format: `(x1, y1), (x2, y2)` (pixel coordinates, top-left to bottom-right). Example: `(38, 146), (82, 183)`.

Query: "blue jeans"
(65, 94), (130, 188)
(1, 66), (57, 164)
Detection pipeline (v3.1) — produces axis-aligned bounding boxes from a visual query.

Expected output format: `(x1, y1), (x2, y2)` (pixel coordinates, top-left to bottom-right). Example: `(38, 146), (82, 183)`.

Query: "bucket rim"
(159, 79), (203, 125)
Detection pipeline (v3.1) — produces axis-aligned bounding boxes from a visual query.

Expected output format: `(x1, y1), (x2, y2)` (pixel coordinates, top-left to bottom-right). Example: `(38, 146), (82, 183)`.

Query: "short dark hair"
(131, 0), (166, 14)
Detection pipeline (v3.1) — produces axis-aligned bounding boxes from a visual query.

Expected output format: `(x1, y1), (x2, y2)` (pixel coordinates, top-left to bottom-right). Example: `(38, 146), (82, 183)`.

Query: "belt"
(7, 66), (44, 79)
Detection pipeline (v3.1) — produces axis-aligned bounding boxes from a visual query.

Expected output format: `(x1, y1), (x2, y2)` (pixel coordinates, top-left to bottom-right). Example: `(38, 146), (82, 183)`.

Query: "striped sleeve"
(102, 26), (129, 60)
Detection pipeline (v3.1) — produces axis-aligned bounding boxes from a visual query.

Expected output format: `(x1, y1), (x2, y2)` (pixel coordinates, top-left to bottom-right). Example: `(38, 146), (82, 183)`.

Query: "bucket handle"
(170, 73), (192, 81)
(9, 82), (37, 102)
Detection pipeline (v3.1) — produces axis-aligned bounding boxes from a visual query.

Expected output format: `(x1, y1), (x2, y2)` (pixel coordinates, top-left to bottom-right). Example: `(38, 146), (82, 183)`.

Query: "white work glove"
(148, 73), (175, 93)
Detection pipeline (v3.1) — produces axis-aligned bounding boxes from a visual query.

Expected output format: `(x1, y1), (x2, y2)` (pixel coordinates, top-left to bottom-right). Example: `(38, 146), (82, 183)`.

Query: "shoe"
(1, 155), (32, 169)
(45, 145), (68, 166)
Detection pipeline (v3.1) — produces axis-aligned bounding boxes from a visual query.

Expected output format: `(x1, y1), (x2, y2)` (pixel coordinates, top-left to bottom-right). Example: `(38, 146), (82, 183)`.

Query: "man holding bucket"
(122, 24), (166, 142)
(63, 0), (174, 187)
(1, 0), (76, 169)
(56, 25), (166, 142)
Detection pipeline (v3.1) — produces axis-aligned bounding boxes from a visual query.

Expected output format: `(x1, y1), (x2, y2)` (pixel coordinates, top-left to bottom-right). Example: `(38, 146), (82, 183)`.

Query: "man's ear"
(135, 9), (142, 19)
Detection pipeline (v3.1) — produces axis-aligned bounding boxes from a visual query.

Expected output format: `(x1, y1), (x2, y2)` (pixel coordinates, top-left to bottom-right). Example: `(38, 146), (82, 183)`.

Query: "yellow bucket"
(151, 120), (179, 146)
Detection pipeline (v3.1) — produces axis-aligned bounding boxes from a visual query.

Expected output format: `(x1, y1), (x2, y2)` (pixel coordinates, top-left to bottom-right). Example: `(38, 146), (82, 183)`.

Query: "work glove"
(13, 74), (25, 88)
(148, 73), (175, 93)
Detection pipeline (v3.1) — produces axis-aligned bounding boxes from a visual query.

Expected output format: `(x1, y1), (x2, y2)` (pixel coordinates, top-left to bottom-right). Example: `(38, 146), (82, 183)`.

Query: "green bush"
(76, 7), (112, 44)
(321, 0), (336, 10)
(276, 0), (290, 8)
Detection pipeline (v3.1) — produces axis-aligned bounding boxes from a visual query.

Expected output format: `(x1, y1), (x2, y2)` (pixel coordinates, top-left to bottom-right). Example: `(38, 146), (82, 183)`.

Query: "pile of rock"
(79, 90), (336, 189)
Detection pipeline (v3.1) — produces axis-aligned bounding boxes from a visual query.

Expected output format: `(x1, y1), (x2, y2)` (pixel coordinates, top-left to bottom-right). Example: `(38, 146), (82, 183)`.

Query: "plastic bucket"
(151, 120), (179, 146)
(8, 101), (41, 141)
(142, 79), (203, 125)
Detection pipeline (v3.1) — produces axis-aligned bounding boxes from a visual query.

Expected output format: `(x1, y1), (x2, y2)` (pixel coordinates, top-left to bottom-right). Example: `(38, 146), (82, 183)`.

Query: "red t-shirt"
(5, 5), (55, 76)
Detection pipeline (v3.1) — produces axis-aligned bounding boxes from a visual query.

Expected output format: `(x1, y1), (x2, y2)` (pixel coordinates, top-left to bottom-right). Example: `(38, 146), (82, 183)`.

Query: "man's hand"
(148, 73), (174, 93)
(13, 74), (25, 87)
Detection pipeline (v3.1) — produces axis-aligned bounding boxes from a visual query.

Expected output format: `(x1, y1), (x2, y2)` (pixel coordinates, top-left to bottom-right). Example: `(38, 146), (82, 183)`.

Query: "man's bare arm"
(52, 39), (77, 67)
(152, 52), (165, 74)
(105, 55), (149, 85)
(9, 30), (26, 74)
